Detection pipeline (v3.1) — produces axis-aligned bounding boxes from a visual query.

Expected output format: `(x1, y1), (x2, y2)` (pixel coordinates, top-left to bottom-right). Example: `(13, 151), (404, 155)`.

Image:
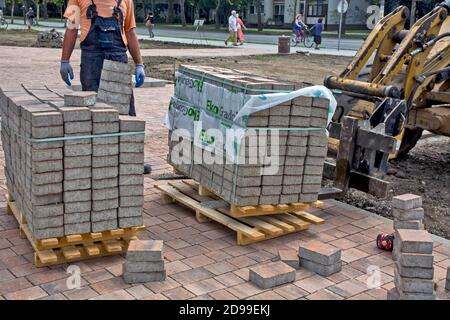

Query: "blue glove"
(60, 60), (74, 86)
(135, 64), (145, 88)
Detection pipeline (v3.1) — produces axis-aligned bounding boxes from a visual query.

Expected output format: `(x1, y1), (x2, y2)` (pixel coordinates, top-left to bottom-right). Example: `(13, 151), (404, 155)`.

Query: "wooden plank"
(258, 216), (296, 232)
(61, 246), (81, 260)
(155, 184), (265, 240)
(39, 238), (59, 248)
(235, 216), (284, 236)
(85, 244), (101, 256)
(292, 211), (325, 224)
(36, 250), (58, 265)
(276, 214), (310, 230)
(103, 240), (123, 253)
(110, 229), (125, 237)
(66, 234), (83, 243)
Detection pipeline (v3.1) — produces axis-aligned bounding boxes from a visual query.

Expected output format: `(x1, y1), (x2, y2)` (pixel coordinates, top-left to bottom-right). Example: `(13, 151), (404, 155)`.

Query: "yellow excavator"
(321, 1), (449, 198)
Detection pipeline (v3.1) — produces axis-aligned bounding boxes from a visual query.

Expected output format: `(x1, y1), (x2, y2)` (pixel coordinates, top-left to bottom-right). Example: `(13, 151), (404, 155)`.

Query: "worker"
(60, 0), (151, 174)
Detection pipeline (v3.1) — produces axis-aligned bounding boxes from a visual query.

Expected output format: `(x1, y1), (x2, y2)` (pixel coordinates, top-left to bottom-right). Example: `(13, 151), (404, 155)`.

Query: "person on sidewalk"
(59, 0), (151, 174)
(26, 7), (35, 31)
(145, 12), (154, 38)
(311, 18), (324, 50)
(225, 10), (238, 46)
(236, 13), (247, 45)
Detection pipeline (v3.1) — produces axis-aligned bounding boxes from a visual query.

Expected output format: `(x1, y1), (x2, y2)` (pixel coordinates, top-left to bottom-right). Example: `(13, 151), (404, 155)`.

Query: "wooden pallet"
(155, 180), (324, 245)
(6, 193), (144, 267)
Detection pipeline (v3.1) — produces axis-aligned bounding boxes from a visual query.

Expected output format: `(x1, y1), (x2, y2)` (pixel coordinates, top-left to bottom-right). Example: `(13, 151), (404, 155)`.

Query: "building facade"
(246, 0), (372, 29)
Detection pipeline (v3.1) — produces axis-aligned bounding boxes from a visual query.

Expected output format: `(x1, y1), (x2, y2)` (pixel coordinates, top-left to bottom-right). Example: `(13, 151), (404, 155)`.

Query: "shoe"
(143, 163), (152, 175)
(225, 40), (228, 45)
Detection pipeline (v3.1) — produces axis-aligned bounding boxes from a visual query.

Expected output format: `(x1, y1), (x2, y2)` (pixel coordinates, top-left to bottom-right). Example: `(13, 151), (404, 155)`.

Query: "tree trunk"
(167, 0), (174, 23)
(41, 0), (48, 19)
(256, 0), (263, 31)
(341, 0), (351, 35)
(214, 0), (222, 29)
(10, 0), (15, 24)
(180, 0), (186, 26)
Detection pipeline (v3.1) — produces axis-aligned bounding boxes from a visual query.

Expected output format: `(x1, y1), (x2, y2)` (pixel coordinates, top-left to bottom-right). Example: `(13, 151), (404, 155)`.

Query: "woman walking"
(236, 13), (247, 45)
(145, 13), (155, 38)
(225, 10), (238, 46)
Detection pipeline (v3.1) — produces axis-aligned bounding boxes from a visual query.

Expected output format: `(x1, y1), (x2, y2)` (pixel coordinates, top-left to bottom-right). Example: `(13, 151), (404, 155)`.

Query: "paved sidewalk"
(6, 23), (358, 57)
(0, 83), (449, 300)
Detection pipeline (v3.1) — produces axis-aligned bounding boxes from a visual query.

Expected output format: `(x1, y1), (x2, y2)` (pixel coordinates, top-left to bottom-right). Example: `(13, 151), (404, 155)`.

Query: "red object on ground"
(376, 233), (395, 251)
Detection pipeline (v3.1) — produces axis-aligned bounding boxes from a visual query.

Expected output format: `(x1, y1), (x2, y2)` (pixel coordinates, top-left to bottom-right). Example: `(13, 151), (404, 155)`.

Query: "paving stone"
(63, 190), (91, 203)
(392, 194), (422, 210)
(394, 270), (434, 294)
(119, 164), (143, 175)
(102, 59), (132, 73)
(64, 144), (92, 157)
(120, 196), (144, 207)
(99, 80), (133, 95)
(64, 156), (91, 169)
(33, 215), (64, 229)
(31, 148), (63, 162)
(119, 116), (146, 132)
(387, 287), (436, 300)
(32, 171), (63, 186)
(249, 261), (296, 289)
(278, 249), (299, 269)
(64, 201), (91, 214)
(33, 227), (64, 239)
(64, 212), (91, 224)
(91, 220), (118, 232)
(92, 198), (119, 211)
(299, 240), (341, 265)
(120, 143), (144, 153)
(119, 216), (143, 228)
(123, 270), (166, 284)
(59, 107), (91, 122)
(395, 229), (433, 254)
(399, 252), (434, 268)
(100, 69), (132, 84)
(93, 145), (119, 157)
(64, 91), (97, 107)
(30, 112), (63, 127)
(127, 240), (164, 262)
(93, 136), (119, 145)
(92, 122), (119, 134)
(64, 222), (91, 235)
(92, 188), (119, 201)
(32, 204), (64, 218)
(31, 126), (64, 139)
(64, 178), (91, 191)
(300, 258), (342, 276)
(119, 152), (144, 164)
(125, 261), (165, 273)
(394, 262), (434, 279)
(91, 209), (117, 222)
(93, 167), (118, 179)
(394, 220), (423, 230)
(119, 185), (144, 197)
(392, 207), (424, 221)
(64, 167), (91, 180)
(92, 177), (118, 189)
(118, 207), (142, 218)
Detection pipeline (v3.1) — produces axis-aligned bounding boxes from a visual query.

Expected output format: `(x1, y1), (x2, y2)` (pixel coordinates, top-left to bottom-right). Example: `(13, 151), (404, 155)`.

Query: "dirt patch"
(0, 29), (222, 50)
(340, 135), (450, 239)
(143, 53), (351, 86)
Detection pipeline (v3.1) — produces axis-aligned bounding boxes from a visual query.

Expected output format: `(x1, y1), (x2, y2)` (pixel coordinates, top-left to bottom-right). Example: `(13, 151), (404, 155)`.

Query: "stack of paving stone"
(118, 116), (145, 228)
(388, 228), (436, 300)
(0, 85), (146, 240)
(123, 239), (166, 284)
(98, 60), (133, 115)
(249, 261), (296, 289)
(36, 29), (63, 48)
(392, 194), (424, 260)
(298, 240), (342, 276)
(167, 65), (329, 206)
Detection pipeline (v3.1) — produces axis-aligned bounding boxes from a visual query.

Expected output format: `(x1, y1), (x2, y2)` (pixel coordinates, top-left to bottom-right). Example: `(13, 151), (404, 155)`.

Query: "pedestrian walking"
(225, 10), (238, 46)
(145, 12), (155, 38)
(311, 17), (324, 50)
(26, 7), (35, 31)
(236, 13), (247, 45)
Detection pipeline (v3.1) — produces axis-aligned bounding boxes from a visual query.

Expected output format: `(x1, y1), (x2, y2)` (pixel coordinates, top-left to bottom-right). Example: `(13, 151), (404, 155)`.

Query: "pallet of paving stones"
(167, 65), (330, 207)
(155, 180), (324, 245)
(6, 192), (144, 267)
(0, 78), (146, 265)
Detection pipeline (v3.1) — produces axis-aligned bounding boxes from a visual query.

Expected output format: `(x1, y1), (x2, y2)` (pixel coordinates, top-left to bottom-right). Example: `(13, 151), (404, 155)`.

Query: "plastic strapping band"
(29, 131), (145, 143)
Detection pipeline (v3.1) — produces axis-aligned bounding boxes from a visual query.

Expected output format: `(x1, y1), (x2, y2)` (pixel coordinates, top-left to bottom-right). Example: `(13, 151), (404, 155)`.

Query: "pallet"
(6, 193), (144, 267)
(155, 180), (325, 245)
(188, 179), (323, 218)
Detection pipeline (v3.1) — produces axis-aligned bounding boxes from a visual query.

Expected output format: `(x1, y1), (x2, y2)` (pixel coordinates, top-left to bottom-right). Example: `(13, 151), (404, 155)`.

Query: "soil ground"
(0, 29), (217, 49)
(147, 54), (450, 239)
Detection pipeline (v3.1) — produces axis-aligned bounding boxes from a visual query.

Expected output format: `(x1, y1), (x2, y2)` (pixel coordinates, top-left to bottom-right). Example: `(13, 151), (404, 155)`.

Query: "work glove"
(135, 64), (145, 88)
(60, 60), (74, 86)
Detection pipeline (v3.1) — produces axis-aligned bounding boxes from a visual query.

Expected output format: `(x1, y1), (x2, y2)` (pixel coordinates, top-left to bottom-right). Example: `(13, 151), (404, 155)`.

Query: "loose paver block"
(64, 91), (97, 107)
(393, 220), (423, 230)
(398, 252), (434, 268)
(392, 194), (422, 210)
(298, 240), (341, 265)
(299, 258), (342, 276)
(392, 207), (424, 221)
(278, 249), (299, 269)
(395, 229), (433, 254)
(387, 288), (436, 300)
(249, 261), (296, 289)
(126, 240), (164, 262)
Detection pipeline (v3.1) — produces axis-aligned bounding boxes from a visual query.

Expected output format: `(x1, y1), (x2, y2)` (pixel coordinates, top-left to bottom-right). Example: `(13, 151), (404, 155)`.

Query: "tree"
(256, 0), (262, 31)
(167, 0), (174, 23)
(180, 0), (186, 26)
(214, 0), (222, 29)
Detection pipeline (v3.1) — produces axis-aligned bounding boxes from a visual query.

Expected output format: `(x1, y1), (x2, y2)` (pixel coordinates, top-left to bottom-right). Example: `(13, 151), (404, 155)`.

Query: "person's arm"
(126, 29), (143, 65)
(126, 28), (145, 87)
(61, 28), (77, 61)
(60, 28), (77, 85)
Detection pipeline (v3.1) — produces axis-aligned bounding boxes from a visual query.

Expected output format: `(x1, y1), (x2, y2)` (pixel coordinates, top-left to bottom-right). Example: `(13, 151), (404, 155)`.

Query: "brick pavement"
(0, 48), (449, 300)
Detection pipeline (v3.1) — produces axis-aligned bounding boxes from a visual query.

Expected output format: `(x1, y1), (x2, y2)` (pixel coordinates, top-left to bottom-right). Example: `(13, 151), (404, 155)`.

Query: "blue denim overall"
(80, 0), (135, 116)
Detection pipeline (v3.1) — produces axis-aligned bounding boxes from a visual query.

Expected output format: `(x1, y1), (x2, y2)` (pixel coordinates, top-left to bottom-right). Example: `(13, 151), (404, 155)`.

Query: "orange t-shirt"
(64, 0), (136, 46)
